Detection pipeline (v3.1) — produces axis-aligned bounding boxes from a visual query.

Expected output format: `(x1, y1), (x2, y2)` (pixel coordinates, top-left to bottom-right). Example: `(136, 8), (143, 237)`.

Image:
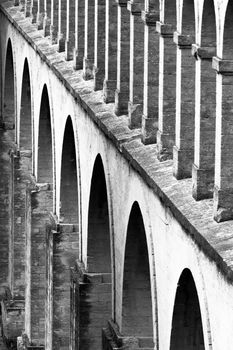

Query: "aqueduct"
(0, 0), (233, 348)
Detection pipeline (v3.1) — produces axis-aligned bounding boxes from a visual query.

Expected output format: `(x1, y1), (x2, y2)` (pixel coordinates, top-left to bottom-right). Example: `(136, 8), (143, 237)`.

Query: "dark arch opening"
(201, 0), (216, 47)
(3, 40), (15, 127)
(20, 59), (32, 150)
(60, 116), (78, 223)
(37, 85), (53, 184)
(170, 269), (205, 350)
(164, 0), (176, 27)
(182, 0), (195, 39)
(122, 202), (153, 337)
(87, 155), (111, 273)
(223, 0), (233, 59)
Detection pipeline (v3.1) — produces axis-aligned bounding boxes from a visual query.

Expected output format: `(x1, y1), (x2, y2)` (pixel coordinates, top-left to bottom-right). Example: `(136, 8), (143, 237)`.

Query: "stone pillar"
(141, 10), (159, 144)
(212, 58), (233, 222)
(83, 0), (95, 80)
(10, 150), (32, 299)
(65, 0), (76, 60)
(30, 0), (38, 23)
(103, 0), (117, 103)
(192, 45), (216, 200)
(43, 0), (51, 36)
(19, 0), (26, 12)
(52, 224), (79, 349)
(127, 0), (144, 129)
(156, 22), (176, 160)
(58, 0), (67, 52)
(24, 0), (31, 17)
(25, 184), (53, 344)
(73, 0), (85, 69)
(37, 0), (44, 30)
(50, 0), (59, 44)
(115, 0), (130, 116)
(173, 32), (195, 179)
(93, 0), (106, 90)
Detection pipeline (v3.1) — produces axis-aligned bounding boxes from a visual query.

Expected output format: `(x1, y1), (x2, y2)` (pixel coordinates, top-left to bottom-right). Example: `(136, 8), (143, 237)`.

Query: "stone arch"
(37, 84), (53, 185)
(87, 154), (111, 273)
(20, 58), (32, 151)
(59, 116), (79, 223)
(182, 0), (195, 38)
(201, 0), (216, 46)
(121, 202), (153, 338)
(223, 0), (233, 59)
(170, 268), (205, 350)
(3, 39), (15, 129)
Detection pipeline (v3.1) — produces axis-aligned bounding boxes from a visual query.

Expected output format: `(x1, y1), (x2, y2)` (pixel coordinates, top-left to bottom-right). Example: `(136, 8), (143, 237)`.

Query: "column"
(115, 0), (130, 116)
(93, 0), (106, 90)
(83, 0), (95, 80)
(73, 0), (85, 69)
(50, 0), (59, 44)
(156, 22), (176, 160)
(37, 0), (44, 30)
(65, 0), (76, 60)
(173, 32), (195, 179)
(58, 0), (67, 52)
(141, 10), (159, 144)
(25, 183), (53, 344)
(212, 58), (233, 222)
(19, 0), (26, 12)
(30, 0), (38, 23)
(24, 0), (31, 17)
(192, 45), (216, 200)
(103, 0), (117, 103)
(127, 0), (144, 129)
(43, 0), (51, 36)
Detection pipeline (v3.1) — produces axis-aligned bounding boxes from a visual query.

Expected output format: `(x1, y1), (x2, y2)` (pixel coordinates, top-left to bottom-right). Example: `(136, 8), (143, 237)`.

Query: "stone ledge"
(173, 31), (193, 48)
(127, 0), (141, 15)
(141, 10), (159, 25)
(192, 44), (216, 60)
(156, 21), (174, 37)
(212, 56), (233, 74)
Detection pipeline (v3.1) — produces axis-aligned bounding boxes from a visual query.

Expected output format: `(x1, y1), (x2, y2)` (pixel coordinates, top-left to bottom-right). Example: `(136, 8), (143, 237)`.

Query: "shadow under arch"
(60, 116), (79, 223)
(121, 201), (153, 339)
(20, 58), (32, 152)
(182, 0), (195, 38)
(170, 268), (205, 350)
(223, 0), (233, 59)
(37, 84), (53, 185)
(201, 0), (216, 46)
(87, 154), (111, 273)
(3, 39), (15, 130)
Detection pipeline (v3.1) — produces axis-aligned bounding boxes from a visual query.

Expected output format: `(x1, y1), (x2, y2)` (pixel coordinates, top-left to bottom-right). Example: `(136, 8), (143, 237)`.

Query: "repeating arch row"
(1, 5), (229, 350)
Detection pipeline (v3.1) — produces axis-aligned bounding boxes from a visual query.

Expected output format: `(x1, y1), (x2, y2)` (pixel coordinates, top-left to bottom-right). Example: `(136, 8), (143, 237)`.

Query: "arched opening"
(37, 85), (53, 184)
(201, 0), (216, 46)
(60, 116), (78, 223)
(122, 202), (153, 337)
(20, 59), (32, 150)
(87, 155), (111, 273)
(164, 0), (176, 27)
(3, 39), (15, 128)
(170, 269), (205, 350)
(182, 0), (195, 38)
(223, 0), (233, 59)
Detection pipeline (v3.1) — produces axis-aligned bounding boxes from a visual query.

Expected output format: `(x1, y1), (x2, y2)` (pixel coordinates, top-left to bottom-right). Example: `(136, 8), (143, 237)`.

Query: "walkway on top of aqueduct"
(1, 0), (233, 348)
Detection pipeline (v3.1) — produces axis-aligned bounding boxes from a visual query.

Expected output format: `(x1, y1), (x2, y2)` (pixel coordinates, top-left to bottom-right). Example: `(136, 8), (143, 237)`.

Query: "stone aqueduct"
(0, 0), (233, 348)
